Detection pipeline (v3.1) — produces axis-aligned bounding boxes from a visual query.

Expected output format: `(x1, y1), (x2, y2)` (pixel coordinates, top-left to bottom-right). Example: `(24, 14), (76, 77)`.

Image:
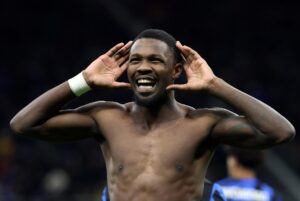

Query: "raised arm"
(167, 41), (295, 148)
(10, 41), (132, 142)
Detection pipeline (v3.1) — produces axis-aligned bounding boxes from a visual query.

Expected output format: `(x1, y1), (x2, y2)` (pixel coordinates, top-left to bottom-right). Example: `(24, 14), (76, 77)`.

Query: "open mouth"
(135, 77), (157, 93)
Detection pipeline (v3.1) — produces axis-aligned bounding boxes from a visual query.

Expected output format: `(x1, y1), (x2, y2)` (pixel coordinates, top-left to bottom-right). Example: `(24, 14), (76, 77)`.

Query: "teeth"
(137, 79), (154, 84)
(138, 85), (153, 89)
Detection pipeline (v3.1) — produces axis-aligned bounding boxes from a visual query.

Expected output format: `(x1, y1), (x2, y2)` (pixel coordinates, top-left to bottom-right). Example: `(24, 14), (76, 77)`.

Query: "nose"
(137, 65), (152, 74)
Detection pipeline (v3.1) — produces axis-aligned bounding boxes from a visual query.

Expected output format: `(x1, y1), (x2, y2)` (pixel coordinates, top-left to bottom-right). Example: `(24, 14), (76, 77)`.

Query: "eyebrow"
(130, 53), (166, 59)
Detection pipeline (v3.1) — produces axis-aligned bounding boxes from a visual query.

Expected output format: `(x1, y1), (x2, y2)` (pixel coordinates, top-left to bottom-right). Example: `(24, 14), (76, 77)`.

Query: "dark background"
(0, 0), (299, 200)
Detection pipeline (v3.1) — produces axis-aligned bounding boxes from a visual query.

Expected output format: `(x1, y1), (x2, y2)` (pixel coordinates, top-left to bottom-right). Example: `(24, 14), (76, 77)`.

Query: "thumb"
(166, 84), (188, 91)
(112, 82), (131, 88)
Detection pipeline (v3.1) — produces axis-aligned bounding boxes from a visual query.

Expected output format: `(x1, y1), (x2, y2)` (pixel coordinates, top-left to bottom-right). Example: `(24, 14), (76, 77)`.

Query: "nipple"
(176, 164), (184, 172)
(118, 164), (124, 172)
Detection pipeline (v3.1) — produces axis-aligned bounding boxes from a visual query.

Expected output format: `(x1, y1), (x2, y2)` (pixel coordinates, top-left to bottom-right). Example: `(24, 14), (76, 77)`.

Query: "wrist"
(68, 72), (92, 96)
(82, 70), (95, 87)
(204, 77), (224, 93)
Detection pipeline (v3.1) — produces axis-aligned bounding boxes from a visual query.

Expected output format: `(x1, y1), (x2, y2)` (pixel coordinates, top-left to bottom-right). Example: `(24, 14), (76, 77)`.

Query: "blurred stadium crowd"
(0, 0), (299, 200)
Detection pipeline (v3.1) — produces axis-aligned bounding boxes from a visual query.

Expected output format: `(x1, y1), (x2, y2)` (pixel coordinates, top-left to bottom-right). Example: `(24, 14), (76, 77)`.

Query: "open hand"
(166, 41), (216, 91)
(83, 41), (132, 88)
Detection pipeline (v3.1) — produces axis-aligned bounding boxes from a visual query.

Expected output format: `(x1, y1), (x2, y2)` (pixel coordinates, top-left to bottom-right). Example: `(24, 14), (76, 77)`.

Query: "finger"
(176, 41), (189, 58)
(176, 42), (189, 66)
(119, 60), (129, 73)
(106, 43), (125, 57)
(112, 81), (131, 88)
(114, 41), (133, 60)
(176, 41), (200, 60)
(183, 47), (201, 61)
(121, 41), (133, 52)
(176, 41), (184, 49)
(166, 84), (189, 91)
(117, 52), (130, 67)
(180, 53), (186, 63)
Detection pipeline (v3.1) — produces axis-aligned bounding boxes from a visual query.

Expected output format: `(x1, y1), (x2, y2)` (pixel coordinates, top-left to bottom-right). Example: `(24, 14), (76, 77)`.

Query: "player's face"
(127, 38), (176, 105)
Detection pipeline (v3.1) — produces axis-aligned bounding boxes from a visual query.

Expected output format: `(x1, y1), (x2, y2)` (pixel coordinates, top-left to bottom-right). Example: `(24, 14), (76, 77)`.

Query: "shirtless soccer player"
(10, 29), (295, 201)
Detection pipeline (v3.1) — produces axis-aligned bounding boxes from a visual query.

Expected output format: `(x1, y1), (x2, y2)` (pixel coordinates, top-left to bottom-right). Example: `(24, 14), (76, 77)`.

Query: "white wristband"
(68, 72), (91, 96)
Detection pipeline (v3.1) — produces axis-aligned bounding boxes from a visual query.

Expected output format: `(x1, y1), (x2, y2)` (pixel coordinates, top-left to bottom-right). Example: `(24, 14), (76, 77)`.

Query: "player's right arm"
(10, 41), (132, 142)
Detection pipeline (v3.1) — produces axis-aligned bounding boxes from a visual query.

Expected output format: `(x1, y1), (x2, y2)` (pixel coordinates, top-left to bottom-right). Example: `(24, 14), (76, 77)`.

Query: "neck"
(228, 165), (256, 179)
(132, 92), (183, 127)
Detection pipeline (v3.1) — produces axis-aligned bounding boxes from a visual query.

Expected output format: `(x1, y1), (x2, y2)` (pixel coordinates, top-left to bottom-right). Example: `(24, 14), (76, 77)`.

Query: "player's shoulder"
(183, 105), (237, 119)
(74, 101), (128, 113)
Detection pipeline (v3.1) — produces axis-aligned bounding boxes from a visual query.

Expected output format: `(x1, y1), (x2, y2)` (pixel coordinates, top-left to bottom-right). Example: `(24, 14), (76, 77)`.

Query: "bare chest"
(98, 115), (214, 172)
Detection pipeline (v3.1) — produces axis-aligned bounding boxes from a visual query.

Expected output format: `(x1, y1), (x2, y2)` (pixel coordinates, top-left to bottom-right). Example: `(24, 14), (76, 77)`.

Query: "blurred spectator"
(217, 148), (282, 201)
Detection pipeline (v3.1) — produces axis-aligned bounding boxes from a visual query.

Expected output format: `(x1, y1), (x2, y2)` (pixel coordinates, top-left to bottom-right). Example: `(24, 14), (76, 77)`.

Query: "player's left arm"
(167, 41), (295, 148)
(206, 80), (295, 148)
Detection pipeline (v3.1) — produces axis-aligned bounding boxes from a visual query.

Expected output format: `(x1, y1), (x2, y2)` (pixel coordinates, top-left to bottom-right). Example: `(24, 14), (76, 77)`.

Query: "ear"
(172, 63), (183, 79)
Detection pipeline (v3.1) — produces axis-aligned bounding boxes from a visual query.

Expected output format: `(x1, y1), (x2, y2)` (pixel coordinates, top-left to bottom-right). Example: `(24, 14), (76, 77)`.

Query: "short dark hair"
(133, 29), (183, 64)
(226, 147), (265, 169)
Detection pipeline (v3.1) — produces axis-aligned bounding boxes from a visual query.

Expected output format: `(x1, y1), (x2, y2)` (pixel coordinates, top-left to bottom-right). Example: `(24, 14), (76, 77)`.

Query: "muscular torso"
(92, 102), (219, 201)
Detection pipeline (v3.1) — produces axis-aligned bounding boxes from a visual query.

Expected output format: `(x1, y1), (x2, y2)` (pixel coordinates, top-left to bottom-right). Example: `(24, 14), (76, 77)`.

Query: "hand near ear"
(166, 41), (217, 91)
(83, 41), (133, 88)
